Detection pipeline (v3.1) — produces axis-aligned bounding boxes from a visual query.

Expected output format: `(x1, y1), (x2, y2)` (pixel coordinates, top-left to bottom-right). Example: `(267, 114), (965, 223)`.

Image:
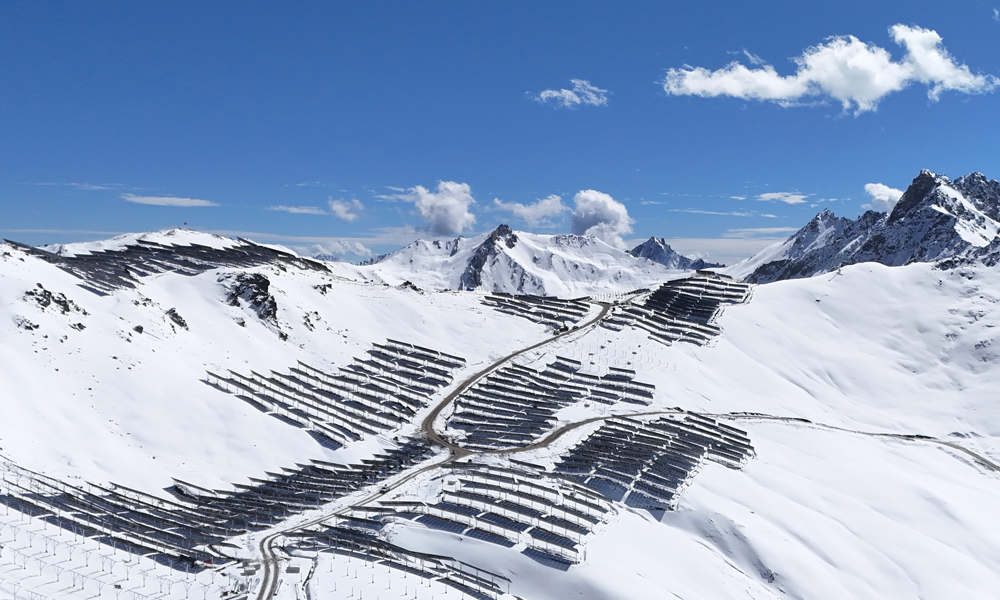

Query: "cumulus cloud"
(402, 181), (477, 235)
(327, 198), (363, 222)
(535, 79), (610, 108)
(756, 192), (809, 204)
(862, 182), (905, 212)
(122, 194), (217, 207)
(492, 195), (568, 228)
(663, 24), (997, 114)
(571, 190), (634, 248)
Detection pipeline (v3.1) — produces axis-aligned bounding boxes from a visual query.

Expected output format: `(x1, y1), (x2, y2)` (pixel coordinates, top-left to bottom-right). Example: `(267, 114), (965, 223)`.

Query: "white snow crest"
(932, 184), (1000, 247)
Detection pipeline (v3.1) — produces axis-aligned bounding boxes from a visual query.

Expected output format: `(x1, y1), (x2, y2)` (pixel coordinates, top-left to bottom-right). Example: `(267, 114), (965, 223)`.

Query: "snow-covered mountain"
(628, 236), (724, 269)
(2, 224), (1000, 600)
(356, 224), (702, 296)
(729, 170), (1000, 283)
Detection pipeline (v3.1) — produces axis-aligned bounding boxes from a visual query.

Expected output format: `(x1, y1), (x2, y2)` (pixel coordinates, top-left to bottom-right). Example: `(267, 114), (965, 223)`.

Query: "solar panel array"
(0, 440), (433, 568)
(449, 357), (654, 451)
(6, 238), (328, 295)
(373, 462), (612, 569)
(603, 272), (751, 345)
(207, 339), (466, 447)
(480, 293), (590, 329)
(554, 415), (754, 517)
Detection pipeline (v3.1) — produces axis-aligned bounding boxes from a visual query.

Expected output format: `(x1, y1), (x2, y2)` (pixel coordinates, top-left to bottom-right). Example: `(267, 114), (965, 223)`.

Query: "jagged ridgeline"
(629, 236), (724, 270)
(359, 223), (721, 296)
(741, 170), (1000, 284)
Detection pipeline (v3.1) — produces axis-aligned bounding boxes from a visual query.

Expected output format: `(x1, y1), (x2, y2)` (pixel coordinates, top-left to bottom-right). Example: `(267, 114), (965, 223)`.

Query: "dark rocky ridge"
(459, 224), (521, 290)
(746, 170), (1000, 284)
(629, 237), (724, 270)
(223, 272), (279, 325)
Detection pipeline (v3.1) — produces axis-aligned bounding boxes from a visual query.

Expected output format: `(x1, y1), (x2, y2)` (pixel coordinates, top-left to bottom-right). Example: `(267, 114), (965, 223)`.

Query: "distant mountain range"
(357, 224), (716, 296)
(10, 225), (720, 299)
(730, 170), (1000, 283)
(19, 168), (1000, 297)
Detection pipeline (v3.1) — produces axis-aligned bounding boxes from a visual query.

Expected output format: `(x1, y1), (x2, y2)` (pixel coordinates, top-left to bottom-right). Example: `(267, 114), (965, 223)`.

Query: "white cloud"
(403, 181), (477, 235)
(669, 208), (754, 217)
(265, 198), (363, 221)
(994, 8), (999, 22)
(536, 79), (610, 108)
(298, 240), (373, 260)
(862, 182), (905, 212)
(38, 182), (126, 191)
(290, 181), (330, 188)
(730, 195), (747, 200)
(663, 24), (997, 114)
(492, 195), (568, 228)
(756, 192), (809, 204)
(722, 227), (800, 239)
(122, 194), (217, 207)
(571, 190), (634, 249)
(328, 198), (363, 222)
(743, 50), (766, 66)
(267, 205), (328, 215)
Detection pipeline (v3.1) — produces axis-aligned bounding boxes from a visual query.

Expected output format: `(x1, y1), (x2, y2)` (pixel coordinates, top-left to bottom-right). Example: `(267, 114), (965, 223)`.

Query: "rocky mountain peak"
(629, 237), (723, 270)
(488, 224), (518, 249)
(736, 169), (1000, 284)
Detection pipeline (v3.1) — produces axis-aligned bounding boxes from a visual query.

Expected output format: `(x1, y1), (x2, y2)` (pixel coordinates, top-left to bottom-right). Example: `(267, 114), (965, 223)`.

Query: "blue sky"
(2, 1), (999, 264)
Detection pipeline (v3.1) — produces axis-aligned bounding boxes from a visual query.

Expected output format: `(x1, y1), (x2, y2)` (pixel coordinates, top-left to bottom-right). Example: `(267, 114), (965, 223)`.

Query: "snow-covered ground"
(0, 239), (545, 494)
(2, 230), (999, 600)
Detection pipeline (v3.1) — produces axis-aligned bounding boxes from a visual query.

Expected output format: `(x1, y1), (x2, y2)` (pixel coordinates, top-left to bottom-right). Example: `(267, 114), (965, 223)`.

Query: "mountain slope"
(355, 224), (698, 296)
(0, 231), (542, 494)
(1, 228), (999, 600)
(629, 236), (724, 269)
(728, 170), (1000, 283)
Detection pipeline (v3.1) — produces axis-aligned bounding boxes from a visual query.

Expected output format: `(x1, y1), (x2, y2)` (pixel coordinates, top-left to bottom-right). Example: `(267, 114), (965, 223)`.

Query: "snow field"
(0, 243), (546, 496)
(4, 231), (1000, 599)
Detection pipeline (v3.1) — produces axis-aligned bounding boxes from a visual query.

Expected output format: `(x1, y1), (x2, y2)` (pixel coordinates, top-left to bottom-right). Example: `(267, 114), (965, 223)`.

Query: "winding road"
(255, 301), (612, 600)
(253, 297), (1000, 600)
(421, 302), (612, 454)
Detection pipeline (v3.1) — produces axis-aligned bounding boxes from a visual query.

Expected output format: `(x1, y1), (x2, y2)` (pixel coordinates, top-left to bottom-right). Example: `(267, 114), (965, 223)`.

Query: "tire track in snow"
(716, 412), (1000, 472)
